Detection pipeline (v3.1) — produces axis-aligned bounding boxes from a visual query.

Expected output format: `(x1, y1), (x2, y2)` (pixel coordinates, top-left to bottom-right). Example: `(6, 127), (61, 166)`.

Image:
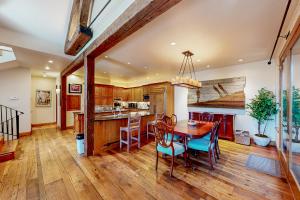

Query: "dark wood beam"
(64, 0), (93, 56)
(61, 0), (182, 77)
(87, 0), (182, 57)
(84, 55), (95, 156)
(61, 75), (67, 130)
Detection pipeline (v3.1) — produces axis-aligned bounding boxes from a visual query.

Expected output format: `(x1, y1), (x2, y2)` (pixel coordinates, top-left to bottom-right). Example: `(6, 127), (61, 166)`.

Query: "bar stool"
(120, 113), (141, 152)
(147, 113), (165, 140)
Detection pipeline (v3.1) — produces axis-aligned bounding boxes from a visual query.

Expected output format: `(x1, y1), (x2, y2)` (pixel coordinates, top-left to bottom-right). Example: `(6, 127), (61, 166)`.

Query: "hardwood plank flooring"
(0, 127), (294, 200)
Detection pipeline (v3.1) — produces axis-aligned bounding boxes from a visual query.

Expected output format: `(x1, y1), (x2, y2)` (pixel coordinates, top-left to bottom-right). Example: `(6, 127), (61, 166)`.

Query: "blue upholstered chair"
(154, 121), (186, 177)
(187, 121), (220, 169)
(201, 119), (222, 159)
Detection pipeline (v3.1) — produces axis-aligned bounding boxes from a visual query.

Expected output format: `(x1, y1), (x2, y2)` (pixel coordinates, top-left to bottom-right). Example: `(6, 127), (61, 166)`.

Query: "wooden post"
(84, 55), (95, 156)
(61, 75), (67, 130)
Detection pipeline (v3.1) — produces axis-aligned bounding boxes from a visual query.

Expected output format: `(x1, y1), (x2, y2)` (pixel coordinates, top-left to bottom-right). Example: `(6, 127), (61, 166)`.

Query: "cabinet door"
(143, 86), (149, 95)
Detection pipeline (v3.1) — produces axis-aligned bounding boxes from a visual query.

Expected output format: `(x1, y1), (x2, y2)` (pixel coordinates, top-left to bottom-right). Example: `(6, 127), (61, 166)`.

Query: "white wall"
(174, 60), (278, 141)
(31, 77), (56, 125)
(0, 67), (31, 133)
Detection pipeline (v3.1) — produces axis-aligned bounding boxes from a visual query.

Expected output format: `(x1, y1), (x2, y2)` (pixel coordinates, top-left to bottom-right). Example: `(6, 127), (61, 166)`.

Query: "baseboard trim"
(31, 122), (56, 127)
(20, 131), (32, 137)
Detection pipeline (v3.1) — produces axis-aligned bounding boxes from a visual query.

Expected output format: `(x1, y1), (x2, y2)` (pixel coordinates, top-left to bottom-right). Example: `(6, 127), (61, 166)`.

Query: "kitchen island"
(74, 111), (154, 154)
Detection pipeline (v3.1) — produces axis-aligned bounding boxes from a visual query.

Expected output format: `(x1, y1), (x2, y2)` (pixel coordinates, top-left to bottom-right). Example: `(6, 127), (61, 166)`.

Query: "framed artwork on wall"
(36, 90), (51, 107)
(188, 76), (246, 109)
(69, 84), (82, 94)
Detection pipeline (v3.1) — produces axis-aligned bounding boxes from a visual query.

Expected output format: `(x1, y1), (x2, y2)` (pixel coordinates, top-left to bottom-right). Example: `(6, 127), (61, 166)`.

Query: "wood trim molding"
(61, 0), (182, 77)
(280, 16), (300, 64)
(19, 131), (32, 137)
(31, 122), (56, 127)
(278, 150), (300, 200)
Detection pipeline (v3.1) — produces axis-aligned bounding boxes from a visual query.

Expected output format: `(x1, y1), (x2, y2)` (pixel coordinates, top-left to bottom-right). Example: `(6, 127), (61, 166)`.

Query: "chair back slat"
(128, 113), (141, 129)
(155, 113), (165, 123)
(154, 121), (174, 148)
(200, 112), (214, 122)
(163, 114), (177, 126)
(209, 121), (221, 150)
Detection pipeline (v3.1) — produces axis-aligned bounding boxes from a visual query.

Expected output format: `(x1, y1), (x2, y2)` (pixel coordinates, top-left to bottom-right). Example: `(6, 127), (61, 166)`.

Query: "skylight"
(0, 46), (16, 64)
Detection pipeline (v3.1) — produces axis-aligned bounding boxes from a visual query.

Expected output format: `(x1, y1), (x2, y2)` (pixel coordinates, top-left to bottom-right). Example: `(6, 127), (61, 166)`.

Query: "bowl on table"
(187, 120), (197, 126)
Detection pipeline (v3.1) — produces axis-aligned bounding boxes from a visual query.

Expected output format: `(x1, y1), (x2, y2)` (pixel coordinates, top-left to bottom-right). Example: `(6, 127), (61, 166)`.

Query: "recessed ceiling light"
(48, 60), (53, 64)
(206, 65), (211, 68)
(105, 55), (109, 58)
(238, 58), (244, 62)
(170, 42), (176, 46)
(127, 62), (131, 65)
(45, 66), (50, 70)
(103, 71), (107, 74)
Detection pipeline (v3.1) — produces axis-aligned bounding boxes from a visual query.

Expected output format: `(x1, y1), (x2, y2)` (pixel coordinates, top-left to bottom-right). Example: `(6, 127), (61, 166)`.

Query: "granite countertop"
(94, 111), (152, 121)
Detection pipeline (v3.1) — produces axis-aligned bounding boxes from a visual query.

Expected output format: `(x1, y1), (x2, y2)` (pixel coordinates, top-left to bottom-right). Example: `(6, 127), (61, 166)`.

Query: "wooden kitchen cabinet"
(113, 87), (123, 99)
(95, 84), (113, 105)
(133, 87), (143, 101)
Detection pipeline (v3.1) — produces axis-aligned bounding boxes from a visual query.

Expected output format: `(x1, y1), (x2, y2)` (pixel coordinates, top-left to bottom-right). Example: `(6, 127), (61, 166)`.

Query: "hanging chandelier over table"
(171, 50), (201, 88)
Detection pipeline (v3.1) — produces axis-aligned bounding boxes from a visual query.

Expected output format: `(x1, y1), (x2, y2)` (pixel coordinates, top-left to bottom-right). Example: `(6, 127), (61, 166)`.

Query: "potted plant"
(283, 87), (300, 152)
(247, 88), (278, 146)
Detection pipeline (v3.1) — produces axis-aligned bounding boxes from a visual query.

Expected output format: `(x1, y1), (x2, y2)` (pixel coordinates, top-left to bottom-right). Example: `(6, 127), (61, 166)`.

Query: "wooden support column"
(84, 55), (95, 156)
(61, 75), (67, 130)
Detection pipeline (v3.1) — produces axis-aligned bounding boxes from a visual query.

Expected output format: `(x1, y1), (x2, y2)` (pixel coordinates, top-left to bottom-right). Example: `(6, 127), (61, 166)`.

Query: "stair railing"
(0, 105), (24, 141)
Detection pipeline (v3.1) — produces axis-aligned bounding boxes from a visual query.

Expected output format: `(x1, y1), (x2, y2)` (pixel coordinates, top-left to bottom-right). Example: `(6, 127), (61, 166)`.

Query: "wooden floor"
(0, 127), (294, 200)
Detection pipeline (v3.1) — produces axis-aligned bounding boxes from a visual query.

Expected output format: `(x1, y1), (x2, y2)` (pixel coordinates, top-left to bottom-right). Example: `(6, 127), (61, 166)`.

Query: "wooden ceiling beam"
(61, 0), (182, 77)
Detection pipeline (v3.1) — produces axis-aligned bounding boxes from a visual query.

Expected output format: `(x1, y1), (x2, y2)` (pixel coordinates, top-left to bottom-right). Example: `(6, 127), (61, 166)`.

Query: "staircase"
(0, 105), (23, 162)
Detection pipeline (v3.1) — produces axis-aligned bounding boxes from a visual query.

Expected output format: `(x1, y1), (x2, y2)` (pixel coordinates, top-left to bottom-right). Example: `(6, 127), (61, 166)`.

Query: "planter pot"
(253, 134), (271, 146)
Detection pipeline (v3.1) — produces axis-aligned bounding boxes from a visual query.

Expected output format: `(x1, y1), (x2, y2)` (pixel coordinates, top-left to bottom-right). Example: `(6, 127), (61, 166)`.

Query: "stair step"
(0, 140), (18, 163)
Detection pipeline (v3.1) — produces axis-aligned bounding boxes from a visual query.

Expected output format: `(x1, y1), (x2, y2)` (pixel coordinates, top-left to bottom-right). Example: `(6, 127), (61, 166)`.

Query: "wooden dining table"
(173, 120), (214, 139)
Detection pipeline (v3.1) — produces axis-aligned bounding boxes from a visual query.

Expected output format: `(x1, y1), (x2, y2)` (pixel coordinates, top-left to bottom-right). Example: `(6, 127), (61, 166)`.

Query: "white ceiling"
(87, 0), (291, 84)
(0, 0), (133, 77)
(0, 0), (296, 82)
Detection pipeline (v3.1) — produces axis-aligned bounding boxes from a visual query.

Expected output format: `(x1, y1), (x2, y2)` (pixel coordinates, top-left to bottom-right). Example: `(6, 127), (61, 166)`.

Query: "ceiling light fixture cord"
(190, 56), (197, 80)
(182, 54), (189, 76)
(178, 55), (186, 76)
(88, 0), (111, 29)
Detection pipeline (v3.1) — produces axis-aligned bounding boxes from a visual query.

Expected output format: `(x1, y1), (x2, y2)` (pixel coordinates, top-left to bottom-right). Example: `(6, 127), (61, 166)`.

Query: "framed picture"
(69, 84), (82, 94)
(36, 90), (51, 107)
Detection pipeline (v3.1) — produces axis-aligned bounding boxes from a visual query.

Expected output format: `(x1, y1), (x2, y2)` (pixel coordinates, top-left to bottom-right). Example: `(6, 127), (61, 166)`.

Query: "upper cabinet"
(132, 87), (143, 102)
(95, 84), (113, 105)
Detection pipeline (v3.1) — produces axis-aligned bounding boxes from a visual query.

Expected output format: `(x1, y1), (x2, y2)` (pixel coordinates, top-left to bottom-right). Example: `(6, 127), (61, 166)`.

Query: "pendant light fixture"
(172, 50), (201, 88)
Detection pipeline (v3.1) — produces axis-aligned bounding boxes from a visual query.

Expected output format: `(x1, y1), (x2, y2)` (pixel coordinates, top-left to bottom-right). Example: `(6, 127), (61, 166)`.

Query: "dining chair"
(187, 121), (220, 169)
(154, 121), (186, 177)
(190, 112), (200, 120)
(200, 112), (214, 122)
(202, 119), (222, 159)
(163, 114), (180, 141)
(146, 113), (165, 140)
(120, 113), (141, 152)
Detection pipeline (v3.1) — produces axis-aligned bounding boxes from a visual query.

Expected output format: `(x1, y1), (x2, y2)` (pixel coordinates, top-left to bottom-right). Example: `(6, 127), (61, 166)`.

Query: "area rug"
(246, 154), (281, 177)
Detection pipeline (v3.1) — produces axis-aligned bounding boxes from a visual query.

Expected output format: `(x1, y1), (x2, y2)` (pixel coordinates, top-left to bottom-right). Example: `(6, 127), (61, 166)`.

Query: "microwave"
(143, 94), (150, 101)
